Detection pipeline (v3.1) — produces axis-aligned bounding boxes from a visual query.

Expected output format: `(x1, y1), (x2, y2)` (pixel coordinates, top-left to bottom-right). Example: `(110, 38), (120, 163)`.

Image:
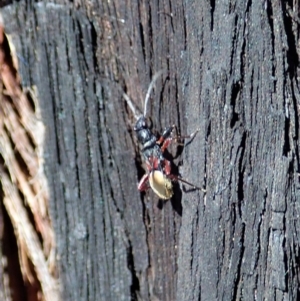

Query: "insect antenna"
(122, 92), (140, 120)
(122, 69), (165, 120)
(143, 70), (165, 117)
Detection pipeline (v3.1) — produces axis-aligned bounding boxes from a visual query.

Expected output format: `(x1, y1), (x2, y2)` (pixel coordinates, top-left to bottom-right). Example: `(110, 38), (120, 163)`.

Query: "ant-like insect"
(123, 71), (204, 199)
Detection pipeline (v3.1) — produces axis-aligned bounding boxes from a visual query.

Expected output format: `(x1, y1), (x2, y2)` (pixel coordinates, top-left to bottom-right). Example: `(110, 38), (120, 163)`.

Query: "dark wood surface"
(1, 0), (300, 300)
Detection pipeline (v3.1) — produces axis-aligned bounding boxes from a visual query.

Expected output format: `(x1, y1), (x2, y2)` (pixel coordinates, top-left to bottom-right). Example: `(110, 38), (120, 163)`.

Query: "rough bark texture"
(1, 0), (300, 301)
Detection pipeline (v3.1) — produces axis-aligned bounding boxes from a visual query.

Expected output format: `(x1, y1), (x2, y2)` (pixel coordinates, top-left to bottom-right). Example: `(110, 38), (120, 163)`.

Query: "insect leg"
(172, 125), (199, 144)
(138, 173), (150, 191)
(160, 137), (173, 152)
(157, 125), (199, 149)
(164, 160), (172, 176)
(156, 125), (175, 151)
(167, 174), (206, 192)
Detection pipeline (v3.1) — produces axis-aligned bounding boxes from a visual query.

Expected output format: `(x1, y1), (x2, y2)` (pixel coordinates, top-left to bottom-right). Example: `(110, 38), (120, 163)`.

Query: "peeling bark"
(0, 20), (59, 301)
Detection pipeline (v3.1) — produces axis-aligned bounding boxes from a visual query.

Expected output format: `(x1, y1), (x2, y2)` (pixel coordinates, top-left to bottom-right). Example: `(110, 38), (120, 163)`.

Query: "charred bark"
(1, 0), (299, 301)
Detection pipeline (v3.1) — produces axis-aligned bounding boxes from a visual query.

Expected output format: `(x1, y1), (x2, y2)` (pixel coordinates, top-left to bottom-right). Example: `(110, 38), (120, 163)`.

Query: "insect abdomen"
(149, 170), (173, 200)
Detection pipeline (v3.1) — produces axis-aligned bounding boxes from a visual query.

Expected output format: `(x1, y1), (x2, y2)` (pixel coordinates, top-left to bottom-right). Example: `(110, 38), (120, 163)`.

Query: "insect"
(123, 71), (204, 199)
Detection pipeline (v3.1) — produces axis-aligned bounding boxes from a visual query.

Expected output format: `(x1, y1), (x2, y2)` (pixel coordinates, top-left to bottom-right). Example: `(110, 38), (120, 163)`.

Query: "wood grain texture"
(1, 0), (300, 300)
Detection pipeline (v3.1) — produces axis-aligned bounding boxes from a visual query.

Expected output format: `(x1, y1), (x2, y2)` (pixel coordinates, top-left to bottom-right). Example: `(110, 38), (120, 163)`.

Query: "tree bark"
(1, 0), (299, 301)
